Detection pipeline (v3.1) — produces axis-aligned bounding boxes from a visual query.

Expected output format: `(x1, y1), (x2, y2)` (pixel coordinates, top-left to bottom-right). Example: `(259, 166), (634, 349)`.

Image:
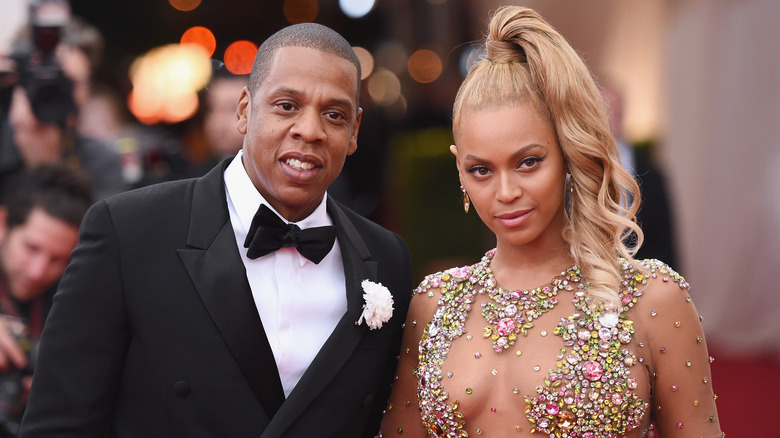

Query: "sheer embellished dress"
(379, 249), (723, 438)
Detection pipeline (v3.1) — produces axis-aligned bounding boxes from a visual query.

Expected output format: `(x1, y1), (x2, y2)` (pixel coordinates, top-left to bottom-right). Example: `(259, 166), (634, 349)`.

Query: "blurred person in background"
(380, 6), (721, 438)
(0, 0), (126, 201)
(55, 15), (103, 113)
(327, 84), (393, 223)
(64, 7), (189, 189)
(601, 82), (678, 267)
(187, 69), (249, 177)
(77, 83), (191, 189)
(0, 164), (92, 437)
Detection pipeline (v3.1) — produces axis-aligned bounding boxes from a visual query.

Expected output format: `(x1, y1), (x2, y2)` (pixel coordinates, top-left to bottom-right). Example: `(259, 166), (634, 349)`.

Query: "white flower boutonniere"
(356, 280), (394, 330)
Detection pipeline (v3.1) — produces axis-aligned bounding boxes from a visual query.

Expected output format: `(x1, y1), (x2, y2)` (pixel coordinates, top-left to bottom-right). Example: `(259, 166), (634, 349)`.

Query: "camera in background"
(8, 0), (76, 126)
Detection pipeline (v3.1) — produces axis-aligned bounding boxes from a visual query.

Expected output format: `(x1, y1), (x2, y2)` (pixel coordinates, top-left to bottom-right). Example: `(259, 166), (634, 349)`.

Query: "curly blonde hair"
(453, 6), (643, 307)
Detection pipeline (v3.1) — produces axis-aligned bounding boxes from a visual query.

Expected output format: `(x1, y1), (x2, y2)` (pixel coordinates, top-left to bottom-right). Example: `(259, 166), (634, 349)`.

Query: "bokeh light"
(164, 92), (200, 121)
(352, 46), (374, 80)
(408, 49), (443, 84)
(339, 0), (375, 18)
(180, 26), (216, 58)
(128, 43), (212, 124)
(283, 0), (319, 24)
(367, 67), (401, 106)
(387, 94), (407, 119)
(127, 87), (163, 125)
(375, 41), (408, 76)
(169, 0), (202, 12)
(224, 40), (258, 75)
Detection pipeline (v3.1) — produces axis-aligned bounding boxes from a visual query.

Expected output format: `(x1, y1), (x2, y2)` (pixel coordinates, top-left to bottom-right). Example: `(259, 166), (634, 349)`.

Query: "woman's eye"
(519, 156), (543, 169)
(467, 165), (491, 176)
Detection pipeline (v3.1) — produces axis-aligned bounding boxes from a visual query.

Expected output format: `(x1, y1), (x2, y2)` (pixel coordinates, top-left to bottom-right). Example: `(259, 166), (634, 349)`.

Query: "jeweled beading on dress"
(381, 249), (723, 438)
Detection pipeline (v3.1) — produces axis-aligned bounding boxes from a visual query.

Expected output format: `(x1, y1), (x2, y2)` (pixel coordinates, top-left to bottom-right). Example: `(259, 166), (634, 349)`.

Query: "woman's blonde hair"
(453, 6), (643, 307)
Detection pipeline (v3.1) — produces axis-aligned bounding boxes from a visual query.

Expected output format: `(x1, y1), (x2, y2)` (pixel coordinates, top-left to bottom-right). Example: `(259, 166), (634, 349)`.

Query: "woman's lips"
(495, 209), (533, 227)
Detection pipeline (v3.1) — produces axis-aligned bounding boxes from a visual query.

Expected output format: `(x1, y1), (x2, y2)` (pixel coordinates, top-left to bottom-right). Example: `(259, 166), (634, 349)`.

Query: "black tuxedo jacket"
(19, 160), (412, 438)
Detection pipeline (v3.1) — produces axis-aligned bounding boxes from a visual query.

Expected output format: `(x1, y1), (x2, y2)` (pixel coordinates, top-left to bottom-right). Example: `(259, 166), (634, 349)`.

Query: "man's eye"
(279, 103), (294, 111)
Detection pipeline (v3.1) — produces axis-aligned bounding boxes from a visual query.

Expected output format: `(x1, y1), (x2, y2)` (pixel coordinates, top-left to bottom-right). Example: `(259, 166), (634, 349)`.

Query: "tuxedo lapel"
(261, 198), (377, 438)
(177, 161), (285, 418)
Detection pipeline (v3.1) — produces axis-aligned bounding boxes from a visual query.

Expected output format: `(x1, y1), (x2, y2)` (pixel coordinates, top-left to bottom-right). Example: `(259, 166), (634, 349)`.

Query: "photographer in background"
(0, 163), (92, 437)
(186, 70), (248, 177)
(0, 0), (126, 202)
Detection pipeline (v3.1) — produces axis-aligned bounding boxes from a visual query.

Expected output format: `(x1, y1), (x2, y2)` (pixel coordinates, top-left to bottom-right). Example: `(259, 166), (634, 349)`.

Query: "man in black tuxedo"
(19, 23), (412, 438)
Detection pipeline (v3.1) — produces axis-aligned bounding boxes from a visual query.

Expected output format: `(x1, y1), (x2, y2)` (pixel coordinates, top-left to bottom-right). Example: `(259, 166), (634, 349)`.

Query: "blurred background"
(2, 0), (778, 434)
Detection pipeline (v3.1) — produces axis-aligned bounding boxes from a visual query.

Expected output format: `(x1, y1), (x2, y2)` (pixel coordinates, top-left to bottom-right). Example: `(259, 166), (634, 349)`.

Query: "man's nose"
(25, 255), (51, 281)
(290, 109), (326, 142)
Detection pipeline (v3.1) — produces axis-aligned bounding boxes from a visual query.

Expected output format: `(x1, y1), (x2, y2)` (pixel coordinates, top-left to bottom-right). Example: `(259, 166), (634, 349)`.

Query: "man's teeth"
(286, 158), (315, 171)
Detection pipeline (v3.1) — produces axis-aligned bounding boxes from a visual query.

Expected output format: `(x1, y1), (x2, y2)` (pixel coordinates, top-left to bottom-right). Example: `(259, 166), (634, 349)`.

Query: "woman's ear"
(450, 144), (463, 179)
(450, 144), (461, 168)
(450, 144), (465, 187)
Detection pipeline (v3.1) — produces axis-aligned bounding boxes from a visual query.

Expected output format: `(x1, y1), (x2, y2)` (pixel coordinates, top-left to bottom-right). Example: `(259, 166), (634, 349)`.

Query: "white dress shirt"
(224, 151), (347, 397)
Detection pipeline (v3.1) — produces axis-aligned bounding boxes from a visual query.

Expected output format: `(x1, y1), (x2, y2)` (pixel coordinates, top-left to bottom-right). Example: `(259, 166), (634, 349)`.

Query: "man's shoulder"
(105, 177), (200, 207)
(96, 173), (226, 231)
(83, 175), (224, 242)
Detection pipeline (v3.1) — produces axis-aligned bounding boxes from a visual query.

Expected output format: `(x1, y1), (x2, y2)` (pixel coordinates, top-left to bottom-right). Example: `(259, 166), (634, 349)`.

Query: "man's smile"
(285, 158), (316, 171)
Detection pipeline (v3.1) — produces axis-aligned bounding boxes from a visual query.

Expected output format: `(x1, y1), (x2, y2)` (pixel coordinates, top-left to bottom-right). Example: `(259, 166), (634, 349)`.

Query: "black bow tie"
(243, 204), (336, 264)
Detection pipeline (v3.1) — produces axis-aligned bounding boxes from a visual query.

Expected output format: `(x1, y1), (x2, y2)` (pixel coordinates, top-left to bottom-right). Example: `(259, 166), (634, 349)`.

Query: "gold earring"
(461, 185), (470, 213)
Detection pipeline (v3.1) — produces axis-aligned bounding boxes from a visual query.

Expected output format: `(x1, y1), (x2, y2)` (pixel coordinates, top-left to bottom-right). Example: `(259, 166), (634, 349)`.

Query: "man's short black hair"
(3, 164), (94, 229)
(248, 22), (361, 108)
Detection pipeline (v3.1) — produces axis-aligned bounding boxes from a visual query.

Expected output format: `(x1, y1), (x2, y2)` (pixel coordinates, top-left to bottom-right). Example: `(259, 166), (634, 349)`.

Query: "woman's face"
(452, 104), (568, 251)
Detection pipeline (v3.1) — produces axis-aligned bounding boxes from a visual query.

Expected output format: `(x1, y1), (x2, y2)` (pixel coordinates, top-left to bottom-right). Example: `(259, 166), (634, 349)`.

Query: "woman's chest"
(418, 293), (653, 437)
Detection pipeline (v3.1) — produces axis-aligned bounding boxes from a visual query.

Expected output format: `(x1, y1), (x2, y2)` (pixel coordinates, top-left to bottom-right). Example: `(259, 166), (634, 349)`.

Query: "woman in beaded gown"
(379, 6), (722, 438)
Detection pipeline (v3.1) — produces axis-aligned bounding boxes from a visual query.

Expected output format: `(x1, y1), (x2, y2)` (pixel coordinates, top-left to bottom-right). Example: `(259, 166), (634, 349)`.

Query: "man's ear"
(236, 86), (251, 135)
(347, 107), (362, 156)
